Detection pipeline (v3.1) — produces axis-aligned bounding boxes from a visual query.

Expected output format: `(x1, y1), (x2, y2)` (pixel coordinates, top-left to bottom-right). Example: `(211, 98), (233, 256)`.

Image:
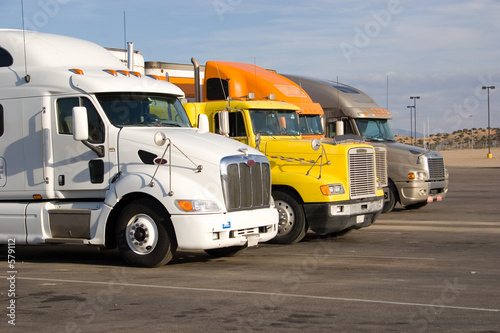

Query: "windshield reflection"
(96, 93), (191, 128)
(299, 114), (323, 135)
(355, 119), (396, 142)
(249, 109), (300, 136)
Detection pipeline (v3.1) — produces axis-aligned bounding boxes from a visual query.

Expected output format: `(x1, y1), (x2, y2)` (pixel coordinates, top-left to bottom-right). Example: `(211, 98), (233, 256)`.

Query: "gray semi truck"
(284, 75), (448, 213)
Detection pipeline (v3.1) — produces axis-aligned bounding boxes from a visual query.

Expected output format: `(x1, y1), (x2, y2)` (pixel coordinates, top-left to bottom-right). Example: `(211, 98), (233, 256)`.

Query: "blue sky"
(1, 0), (499, 135)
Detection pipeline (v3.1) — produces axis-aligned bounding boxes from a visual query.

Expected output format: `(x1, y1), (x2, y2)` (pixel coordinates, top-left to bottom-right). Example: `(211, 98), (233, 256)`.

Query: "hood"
(118, 127), (262, 167)
(385, 142), (443, 159)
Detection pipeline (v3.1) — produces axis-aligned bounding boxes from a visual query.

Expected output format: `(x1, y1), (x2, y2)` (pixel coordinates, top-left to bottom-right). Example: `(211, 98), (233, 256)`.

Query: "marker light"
(177, 201), (193, 211)
(104, 69), (118, 76)
(69, 68), (84, 75)
(147, 74), (164, 81)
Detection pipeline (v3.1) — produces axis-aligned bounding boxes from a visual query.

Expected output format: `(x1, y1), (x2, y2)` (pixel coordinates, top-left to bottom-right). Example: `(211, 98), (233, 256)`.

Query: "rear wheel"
(116, 199), (176, 268)
(269, 190), (307, 244)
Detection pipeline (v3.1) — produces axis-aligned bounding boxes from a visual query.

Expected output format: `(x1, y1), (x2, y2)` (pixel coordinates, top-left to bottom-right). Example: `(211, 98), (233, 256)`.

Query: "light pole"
(407, 105), (414, 145)
(482, 86), (495, 158)
(410, 96), (420, 146)
(469, 114), (474, 149)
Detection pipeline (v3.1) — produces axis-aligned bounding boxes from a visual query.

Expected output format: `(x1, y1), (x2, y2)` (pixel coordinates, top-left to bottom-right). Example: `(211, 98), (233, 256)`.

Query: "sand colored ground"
(438, 147), (500, 167)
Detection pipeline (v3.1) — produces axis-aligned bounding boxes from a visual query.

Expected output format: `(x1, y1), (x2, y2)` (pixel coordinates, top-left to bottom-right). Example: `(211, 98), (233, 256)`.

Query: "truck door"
(52, 96), (110, 193)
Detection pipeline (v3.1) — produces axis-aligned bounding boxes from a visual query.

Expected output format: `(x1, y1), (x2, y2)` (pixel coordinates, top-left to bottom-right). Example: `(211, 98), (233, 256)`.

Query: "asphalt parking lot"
(1, 165), (499, 333)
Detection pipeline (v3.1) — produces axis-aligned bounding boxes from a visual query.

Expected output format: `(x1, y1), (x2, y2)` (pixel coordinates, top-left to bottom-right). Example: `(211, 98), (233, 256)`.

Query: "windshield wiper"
(364, 136), (384, 142)
(158, 121), (183, 127)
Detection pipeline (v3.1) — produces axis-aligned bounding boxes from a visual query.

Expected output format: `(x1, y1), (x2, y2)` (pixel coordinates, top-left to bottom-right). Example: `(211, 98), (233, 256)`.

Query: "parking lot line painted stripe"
(7, 276), (499, 313)
(284, 254), (436, 260)
(378, 220), (500, 226)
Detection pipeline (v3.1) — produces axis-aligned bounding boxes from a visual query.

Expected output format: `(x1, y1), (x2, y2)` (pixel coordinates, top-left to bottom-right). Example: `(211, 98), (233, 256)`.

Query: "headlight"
(408, 172), (428, 180)
(320, 184), (345, 196)
(176, 200), (220, 212)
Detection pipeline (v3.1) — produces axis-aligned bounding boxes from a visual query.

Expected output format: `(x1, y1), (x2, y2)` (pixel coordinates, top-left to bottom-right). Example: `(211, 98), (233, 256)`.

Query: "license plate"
(356, 215), (365, 224)
(247, 235), (259, 247)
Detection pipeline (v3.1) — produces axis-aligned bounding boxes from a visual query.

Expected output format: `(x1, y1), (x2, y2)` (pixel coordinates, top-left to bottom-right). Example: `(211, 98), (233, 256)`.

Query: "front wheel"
(269, 190), (307, 244)
(382, 181), (398, 213)
(116, 199), (176, 268)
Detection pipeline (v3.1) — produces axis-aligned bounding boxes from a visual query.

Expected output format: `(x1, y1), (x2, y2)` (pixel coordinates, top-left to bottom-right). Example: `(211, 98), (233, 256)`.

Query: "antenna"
(298, 78), (305, 115)
(253, 57), (256, 78)
(386, 74), (389, 110)
(337, 76), (340, 110)
(211, 50), (229, 103)
(21, 0), (30, 83)
(123, 11), (127, 50)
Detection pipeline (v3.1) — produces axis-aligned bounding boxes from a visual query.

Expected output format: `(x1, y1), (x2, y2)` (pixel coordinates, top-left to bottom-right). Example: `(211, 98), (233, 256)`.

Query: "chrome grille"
(375, 147), (388, 187)
(221, 155), (271, 212)
(428, 157), (445, 180)
(349, 148), (377, 199)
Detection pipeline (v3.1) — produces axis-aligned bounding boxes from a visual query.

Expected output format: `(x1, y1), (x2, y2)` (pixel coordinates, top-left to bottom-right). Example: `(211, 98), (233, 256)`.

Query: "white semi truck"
(284, 75), (448, 212)
(0, 30), (278, 267)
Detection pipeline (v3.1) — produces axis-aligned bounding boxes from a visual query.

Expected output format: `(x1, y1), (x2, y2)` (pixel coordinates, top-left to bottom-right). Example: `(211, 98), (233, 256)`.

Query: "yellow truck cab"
(185, 99), (384, 244)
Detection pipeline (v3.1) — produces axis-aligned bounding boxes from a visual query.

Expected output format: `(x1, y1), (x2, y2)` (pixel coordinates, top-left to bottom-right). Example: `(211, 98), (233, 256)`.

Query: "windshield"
(299, 114), (323, 135)
(355, 119), (396, 142)
(249, 109), (300, 136)
(96, 93), (191, 128)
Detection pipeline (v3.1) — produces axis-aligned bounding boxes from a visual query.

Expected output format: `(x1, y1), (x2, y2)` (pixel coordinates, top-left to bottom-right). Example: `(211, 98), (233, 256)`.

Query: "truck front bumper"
(304, 196), (383, 235)
(171, 207), (278, 250)
(397, 179), (448, 207)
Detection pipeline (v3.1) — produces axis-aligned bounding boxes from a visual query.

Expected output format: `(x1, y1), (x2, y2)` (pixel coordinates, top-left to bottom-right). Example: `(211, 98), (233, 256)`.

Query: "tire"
(404, 201), (428, 210)
(269, 190), (307, 244)
(116, 199), (176, 268)
(382, 180), (398, 213)
(205, 245), (247, 258)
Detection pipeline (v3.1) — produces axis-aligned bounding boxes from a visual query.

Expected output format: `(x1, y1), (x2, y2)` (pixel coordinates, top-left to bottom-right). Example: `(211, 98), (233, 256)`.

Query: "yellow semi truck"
(185, 98), (384, 244)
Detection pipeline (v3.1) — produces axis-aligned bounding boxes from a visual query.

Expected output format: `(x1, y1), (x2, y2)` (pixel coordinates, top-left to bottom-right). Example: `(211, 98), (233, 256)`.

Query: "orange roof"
(203, 61), (324, 115)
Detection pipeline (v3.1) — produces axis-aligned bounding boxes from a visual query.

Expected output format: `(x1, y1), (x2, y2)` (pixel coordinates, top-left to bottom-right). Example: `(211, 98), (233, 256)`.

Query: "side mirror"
(72, 106), (88, 141)
(218, 110), (229, 137)
(197, 114), (209, 133)
(336, 120), (344, 136)
(311, 138), (321, 151)
(255, 133), (261, 151)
